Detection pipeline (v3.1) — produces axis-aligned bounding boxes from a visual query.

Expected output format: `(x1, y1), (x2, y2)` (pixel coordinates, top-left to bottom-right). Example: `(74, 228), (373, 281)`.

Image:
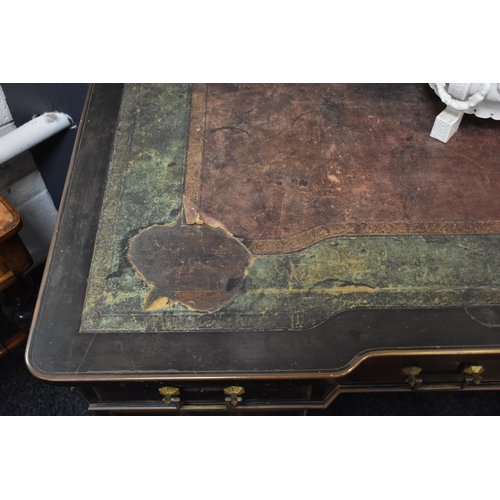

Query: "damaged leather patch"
(128, 219), (251, 313)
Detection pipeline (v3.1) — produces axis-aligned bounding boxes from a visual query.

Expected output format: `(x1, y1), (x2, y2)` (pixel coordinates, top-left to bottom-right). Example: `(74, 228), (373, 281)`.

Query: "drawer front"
(343, 353), (500, 390)
(76, 352), (500, 414)
(82, 379), (334, 414)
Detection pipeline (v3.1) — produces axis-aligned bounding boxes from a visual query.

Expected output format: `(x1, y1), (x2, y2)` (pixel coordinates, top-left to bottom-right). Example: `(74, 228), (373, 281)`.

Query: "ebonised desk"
(26, 84), (500, 414)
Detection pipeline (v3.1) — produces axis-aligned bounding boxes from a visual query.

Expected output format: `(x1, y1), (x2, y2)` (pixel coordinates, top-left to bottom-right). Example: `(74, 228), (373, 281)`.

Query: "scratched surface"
(81, 84), (500, 333)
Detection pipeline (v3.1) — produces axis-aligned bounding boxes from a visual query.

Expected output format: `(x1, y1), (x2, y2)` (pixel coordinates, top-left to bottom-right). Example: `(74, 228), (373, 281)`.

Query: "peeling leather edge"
(183, 195), (233, 235)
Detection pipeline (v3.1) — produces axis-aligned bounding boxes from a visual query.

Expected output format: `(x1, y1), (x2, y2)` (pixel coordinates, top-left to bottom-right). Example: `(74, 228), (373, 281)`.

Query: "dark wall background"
(1, 84), (89, 208)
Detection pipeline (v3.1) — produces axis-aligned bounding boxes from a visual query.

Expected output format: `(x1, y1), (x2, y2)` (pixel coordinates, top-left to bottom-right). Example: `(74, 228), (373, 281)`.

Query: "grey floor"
(2, 267), (500, 416)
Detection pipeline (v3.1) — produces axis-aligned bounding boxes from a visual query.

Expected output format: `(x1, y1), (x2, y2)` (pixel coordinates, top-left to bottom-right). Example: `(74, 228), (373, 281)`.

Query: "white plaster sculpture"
(429, 83), (500, 143)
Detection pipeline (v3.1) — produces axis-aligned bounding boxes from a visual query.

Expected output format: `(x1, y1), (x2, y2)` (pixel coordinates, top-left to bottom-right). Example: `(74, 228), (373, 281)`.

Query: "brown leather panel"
(191, 84), (500, 249)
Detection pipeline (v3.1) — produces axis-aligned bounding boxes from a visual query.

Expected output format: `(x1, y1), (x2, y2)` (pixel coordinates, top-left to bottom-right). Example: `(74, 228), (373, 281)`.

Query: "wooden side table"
(0, 194), (33, 358)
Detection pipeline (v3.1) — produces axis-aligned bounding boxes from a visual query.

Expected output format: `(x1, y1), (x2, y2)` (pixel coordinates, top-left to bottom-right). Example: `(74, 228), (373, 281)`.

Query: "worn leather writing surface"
(194, 84), (500, 244)
(81, 84), (500, 333)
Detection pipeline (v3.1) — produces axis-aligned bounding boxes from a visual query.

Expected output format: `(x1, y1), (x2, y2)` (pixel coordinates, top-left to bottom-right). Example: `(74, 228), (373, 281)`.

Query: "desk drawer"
(343, 353), (500, 390)
(76, 351), (500, 413)
(81, 379), (329, 414)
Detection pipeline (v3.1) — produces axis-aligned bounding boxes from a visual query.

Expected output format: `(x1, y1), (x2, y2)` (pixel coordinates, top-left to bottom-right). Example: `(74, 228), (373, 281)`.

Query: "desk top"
(26, 84), (500, 382)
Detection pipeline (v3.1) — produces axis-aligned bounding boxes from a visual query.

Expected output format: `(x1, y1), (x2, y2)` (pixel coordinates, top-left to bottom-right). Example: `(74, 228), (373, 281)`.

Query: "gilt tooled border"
(184, 83), (208, 222)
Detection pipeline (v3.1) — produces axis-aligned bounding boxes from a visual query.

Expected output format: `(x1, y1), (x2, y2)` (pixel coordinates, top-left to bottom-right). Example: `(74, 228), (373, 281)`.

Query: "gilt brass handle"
(158, 386), (181, 408)
(224, 386), (245, 408)
(400, 366), (423, 391)
(400, 365), (485, 391)
(461, 365), (485, 388)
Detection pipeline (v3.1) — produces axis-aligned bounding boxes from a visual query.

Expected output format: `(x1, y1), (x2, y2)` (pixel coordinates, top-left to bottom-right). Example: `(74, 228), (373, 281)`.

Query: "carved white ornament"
(429, 83), (500, 143)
